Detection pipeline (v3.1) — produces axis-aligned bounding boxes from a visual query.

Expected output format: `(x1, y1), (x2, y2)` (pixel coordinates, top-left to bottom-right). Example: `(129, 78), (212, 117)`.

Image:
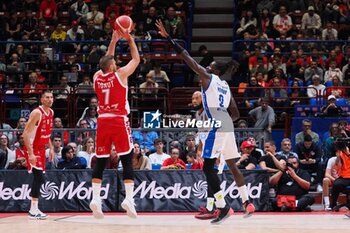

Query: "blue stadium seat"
(152, 163), (162, 170)
(309, 98), (318, 106)
(336, 98), (347, 106)
(325, 80), (333, 87)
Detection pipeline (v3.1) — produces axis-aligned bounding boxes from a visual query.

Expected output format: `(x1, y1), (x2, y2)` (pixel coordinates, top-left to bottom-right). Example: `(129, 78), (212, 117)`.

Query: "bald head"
(192, 91), (203, 109)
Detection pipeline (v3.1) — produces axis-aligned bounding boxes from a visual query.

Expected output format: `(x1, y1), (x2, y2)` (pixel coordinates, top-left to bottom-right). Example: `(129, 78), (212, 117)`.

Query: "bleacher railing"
(0, 127), (265, 153)
(232, 39), (350, 59)
(2, 86), (350, 129)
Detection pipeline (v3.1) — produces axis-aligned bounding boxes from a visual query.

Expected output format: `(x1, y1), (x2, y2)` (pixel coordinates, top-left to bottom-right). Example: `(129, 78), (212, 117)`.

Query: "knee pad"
(203, 158), (216, 176)
(203, 159), (221, 194)
(92, 158), (108, 180)
(31, 168), (45, 198)
(120, 150), (134, 180)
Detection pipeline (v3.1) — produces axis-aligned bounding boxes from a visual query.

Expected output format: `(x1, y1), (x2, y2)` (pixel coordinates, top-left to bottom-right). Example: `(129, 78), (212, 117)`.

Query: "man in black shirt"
(259, 140), (284, 173)
(270, 155), (315, 211)
(295, 134), (323, 190)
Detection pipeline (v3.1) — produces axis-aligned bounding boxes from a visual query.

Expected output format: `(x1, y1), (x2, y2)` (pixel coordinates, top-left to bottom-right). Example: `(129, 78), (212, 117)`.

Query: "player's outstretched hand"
(114, 28), (132, 41)
(112, 30), (122, 41)
(155, 20), (169, 38)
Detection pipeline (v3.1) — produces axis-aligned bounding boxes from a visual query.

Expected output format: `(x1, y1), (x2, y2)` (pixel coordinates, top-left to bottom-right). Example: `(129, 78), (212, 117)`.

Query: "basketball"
(114, 15), (134, 33)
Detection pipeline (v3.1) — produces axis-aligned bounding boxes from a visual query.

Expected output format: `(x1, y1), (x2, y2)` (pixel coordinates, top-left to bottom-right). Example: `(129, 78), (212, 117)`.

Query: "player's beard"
(194, 103), (203, 111)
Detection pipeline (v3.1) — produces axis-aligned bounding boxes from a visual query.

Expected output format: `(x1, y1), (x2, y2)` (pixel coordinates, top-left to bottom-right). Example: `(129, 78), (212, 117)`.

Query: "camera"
(334, 136), (350, 151)
(286, 162), (293, 168)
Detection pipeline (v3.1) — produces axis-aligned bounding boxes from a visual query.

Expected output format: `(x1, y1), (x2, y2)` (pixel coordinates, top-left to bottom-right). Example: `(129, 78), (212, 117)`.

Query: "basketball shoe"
(90, 198), (104, 219)
(121, 198), (137, 219)
(28, 210), (48, 220)
(210, 205), (233, 224)
(243, 201), (255, 218)
(194, 207), (219, 220)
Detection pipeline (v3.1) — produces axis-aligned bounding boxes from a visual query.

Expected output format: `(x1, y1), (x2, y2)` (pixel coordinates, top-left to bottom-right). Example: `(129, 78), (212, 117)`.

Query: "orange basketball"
(114, 15), (134, 33)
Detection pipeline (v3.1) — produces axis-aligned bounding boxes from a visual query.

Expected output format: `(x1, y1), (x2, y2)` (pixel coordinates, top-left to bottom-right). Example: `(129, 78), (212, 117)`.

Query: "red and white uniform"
(24, 106), (54, 172)
(94, 71), (133, 156)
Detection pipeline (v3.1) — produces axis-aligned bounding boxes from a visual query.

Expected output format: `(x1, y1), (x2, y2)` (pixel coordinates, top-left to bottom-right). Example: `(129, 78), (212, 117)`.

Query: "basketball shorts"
(202, 130), (240, 160)
(24, 147), (46, 173)
(95, 116), (133, 157)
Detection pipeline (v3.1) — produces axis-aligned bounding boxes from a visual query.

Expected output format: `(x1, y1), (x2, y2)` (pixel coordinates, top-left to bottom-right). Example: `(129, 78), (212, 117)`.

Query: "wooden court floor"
(0, 212), (349, 233)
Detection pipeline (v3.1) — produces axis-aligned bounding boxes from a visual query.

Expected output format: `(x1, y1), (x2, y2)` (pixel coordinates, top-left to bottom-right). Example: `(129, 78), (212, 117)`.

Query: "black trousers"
(331, 177), (350, 207)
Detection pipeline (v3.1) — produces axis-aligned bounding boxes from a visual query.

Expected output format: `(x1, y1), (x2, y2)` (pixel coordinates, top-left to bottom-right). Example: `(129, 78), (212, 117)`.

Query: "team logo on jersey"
(143, 110), (162, 128)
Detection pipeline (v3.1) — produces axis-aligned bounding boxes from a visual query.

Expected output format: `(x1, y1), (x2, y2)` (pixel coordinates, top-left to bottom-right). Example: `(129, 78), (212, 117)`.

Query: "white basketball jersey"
(201, 74), (233, 130)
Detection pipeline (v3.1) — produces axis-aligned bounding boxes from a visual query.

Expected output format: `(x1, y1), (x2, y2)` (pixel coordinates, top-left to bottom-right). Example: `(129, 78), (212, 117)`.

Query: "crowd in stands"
(234, 1), (350, 118)
(0, 0), (187, 98)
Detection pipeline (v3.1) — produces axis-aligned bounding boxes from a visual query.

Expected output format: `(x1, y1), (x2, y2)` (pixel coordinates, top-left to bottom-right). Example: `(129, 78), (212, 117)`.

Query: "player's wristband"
(166, 36), (184, 54)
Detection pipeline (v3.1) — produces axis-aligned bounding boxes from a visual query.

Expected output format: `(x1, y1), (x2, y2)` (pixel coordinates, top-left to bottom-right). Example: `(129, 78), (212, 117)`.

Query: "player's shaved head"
(99, 55), (115, 73)
(192, 91), (203, 109)
(192, 91), (202, 98)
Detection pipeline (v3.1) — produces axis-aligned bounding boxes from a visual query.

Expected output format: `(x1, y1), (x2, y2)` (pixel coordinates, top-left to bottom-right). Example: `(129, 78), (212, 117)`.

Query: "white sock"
(214, 191), (226, 208)
(206, 197), (215, 211)
(238, 185), (249, 203)
(30, 199), (38, 213)
(125, 183), (134, 201)
(324, 196), (330, 206)
(92, 182), (101, 200)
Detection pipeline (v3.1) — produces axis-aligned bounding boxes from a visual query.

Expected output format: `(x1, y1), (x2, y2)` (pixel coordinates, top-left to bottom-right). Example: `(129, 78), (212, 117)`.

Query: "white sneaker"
(90, 199), (104, 219)
(121, 198), (137, 219)
(28, 210), (48, 220)
(317, 184), (323, 192)
(324, 205), (332, 211)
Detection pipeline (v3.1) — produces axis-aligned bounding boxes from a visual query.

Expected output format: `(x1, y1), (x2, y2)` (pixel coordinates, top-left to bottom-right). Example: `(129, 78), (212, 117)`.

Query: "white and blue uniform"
(201, 74), (240, 160)
(195, 109), (208, 145)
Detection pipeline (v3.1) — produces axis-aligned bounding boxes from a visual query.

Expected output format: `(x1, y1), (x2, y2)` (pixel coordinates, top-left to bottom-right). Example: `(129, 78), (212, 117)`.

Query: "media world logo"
(143, 110), (221, 129)
(133, 180), (262, 199)
(0, 182), (110, 200)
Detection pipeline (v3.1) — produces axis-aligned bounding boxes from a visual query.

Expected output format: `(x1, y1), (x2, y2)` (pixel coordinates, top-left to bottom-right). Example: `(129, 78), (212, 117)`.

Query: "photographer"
(330, 136), (350, 210)
(270, 155), (314, 212)
(320, 95), (344, 117)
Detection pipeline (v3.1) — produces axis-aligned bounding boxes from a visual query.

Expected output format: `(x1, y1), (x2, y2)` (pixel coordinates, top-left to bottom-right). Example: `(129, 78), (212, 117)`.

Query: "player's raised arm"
(106, 30), (121, 57)
(156, 20), (211, 88)
(117, 33), (140, 82)
(23, 110), (40, 165)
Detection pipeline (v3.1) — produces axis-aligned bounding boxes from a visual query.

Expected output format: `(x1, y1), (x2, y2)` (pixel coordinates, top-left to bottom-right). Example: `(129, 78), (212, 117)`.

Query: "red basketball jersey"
(94, 71), (129, 116)
(28, 106), (54, 149)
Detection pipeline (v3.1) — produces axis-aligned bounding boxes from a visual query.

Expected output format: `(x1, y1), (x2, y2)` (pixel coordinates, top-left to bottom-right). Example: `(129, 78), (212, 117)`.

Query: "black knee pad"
(120, 150), (134, 180)
(31, 168), (45, 198)
(203, 158), (221, 194)
(92, 158), (108, 180)
(203, 158), (216, 176)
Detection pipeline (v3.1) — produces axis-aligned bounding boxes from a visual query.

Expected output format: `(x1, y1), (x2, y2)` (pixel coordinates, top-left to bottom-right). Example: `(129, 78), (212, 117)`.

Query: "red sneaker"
(210, 206), (234, 224)
(243, 201), (255, 218)
(194, 207), (219, 220)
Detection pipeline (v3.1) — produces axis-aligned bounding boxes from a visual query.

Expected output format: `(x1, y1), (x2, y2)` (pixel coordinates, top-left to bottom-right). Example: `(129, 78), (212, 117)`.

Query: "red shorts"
(96, 116), (133, 157)
(24, 147), (46, 173)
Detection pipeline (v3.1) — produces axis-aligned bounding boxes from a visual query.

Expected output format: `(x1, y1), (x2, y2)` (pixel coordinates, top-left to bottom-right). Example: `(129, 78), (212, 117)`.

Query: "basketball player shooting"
(89, 18), (140, 219)
(156, 20), (255, 224)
